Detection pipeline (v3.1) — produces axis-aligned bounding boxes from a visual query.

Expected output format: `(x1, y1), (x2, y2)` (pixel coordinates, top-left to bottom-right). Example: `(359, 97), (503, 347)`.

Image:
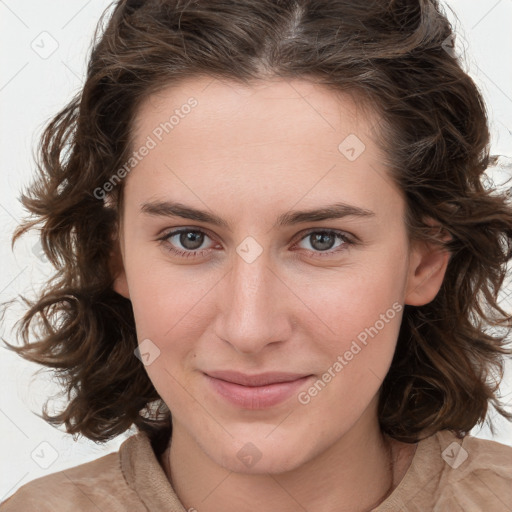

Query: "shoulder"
(377, 430), (512, 511)
(0, 439), (144, 512)
(432, 430), (512, 510)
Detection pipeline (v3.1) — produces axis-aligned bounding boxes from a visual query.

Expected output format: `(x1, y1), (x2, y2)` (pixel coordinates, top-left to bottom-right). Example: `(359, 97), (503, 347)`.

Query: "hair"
(2, 0), (512, 448)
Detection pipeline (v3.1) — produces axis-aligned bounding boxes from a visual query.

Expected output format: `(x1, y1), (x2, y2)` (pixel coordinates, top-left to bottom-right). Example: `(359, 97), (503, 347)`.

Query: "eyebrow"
(140, 200), (375, 229)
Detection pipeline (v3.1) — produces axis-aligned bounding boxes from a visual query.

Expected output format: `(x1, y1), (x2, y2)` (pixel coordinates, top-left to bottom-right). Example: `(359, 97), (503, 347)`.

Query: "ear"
(110, 236), (130, 299)
(404, 220), (452, 306)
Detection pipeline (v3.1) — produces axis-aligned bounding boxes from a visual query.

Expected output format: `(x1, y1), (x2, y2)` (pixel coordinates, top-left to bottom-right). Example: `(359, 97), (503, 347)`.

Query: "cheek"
(308, 257), (405, 345)
(298, 284), (404, 416)
(299, 251), (406, 397)
(123, 253), (211, 388)
(123, 245), (209, 336)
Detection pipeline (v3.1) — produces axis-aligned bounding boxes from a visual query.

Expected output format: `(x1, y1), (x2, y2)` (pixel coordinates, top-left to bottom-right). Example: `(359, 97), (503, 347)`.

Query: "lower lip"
(204, 374), (313, 409)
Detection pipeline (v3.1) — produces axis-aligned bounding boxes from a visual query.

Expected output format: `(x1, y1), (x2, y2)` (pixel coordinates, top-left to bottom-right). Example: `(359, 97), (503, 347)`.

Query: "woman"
(2, 0), (512, 510)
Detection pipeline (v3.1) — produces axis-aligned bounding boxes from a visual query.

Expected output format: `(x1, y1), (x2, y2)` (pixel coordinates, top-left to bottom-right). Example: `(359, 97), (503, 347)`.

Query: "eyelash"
(157, 227), (355, 259)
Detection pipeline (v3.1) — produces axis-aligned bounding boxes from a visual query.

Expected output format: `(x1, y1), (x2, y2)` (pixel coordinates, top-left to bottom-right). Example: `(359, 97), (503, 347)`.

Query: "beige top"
(2, 429), (511, 511)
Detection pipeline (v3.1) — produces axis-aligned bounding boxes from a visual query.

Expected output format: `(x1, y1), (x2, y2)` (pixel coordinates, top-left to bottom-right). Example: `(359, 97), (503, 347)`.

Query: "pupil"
(181, 231), (203, 250)
(312, 233), (334, 251)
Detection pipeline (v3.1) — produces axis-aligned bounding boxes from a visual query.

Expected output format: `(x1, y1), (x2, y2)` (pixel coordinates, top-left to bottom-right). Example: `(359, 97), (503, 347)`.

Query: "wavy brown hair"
(3, 0), (512, 447)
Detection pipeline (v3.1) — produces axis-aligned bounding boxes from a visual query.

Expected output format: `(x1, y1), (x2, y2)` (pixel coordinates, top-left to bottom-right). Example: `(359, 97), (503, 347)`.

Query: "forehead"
(132, 75), (379, 151)
(124, 76), (401, 225)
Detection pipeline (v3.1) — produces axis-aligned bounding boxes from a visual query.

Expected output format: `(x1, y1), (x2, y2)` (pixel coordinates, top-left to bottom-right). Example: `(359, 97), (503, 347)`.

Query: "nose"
(213, 248), (293, 355)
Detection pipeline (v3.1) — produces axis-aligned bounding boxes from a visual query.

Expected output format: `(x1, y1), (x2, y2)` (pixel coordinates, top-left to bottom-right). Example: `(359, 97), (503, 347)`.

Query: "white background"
(1, 0), (511, 501)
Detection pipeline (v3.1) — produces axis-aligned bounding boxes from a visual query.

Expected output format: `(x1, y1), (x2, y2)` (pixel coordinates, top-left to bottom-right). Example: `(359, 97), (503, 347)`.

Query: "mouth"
(203, 370), (314, 409)
(204, 370), (311, 386)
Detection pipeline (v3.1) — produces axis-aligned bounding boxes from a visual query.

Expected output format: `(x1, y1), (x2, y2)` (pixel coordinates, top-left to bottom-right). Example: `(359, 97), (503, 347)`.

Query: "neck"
(161, 411), (416, 512)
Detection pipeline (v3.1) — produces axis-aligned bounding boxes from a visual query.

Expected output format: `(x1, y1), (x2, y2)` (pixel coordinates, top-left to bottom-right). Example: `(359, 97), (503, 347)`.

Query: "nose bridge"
(215, 247), (288, 353)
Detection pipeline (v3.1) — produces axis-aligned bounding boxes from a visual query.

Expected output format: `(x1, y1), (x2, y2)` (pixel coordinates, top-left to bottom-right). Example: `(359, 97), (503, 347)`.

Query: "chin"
(205, 434), (313, 475)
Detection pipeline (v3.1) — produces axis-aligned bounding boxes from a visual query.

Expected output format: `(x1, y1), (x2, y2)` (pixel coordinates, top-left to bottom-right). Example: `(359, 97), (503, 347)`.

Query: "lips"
(204, 370), (311, 387)
(203, 370), (314, 409)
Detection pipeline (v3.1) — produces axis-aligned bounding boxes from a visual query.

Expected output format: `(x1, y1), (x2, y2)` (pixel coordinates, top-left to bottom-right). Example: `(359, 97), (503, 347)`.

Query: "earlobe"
(404, 227), (452, 307)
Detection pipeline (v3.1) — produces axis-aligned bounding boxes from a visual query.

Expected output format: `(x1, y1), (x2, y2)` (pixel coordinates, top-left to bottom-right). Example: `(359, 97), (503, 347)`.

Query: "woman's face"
(113, 76), (448, 473)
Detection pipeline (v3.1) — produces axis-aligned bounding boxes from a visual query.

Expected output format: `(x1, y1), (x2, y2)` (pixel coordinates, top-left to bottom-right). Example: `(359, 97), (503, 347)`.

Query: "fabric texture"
(1, 429), (511, 511)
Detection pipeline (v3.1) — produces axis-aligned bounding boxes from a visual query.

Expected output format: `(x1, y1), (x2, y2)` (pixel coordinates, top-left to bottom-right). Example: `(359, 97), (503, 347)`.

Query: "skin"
(112, 76), (451, 512)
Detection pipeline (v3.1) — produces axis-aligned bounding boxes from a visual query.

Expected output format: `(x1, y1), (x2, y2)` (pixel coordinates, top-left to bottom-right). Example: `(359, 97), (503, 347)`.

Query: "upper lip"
(204, 370), (311, 387)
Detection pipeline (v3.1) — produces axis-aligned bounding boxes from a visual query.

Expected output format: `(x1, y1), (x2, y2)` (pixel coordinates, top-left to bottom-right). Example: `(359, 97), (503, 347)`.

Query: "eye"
(158, 228), (216, 258)
(293, 229), (354, 257)
(157, 228), (355, 259)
